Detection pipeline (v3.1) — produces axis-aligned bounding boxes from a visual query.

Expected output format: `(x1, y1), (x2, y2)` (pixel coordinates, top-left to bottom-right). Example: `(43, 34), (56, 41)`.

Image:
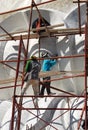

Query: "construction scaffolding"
(0, 0), (88, 130)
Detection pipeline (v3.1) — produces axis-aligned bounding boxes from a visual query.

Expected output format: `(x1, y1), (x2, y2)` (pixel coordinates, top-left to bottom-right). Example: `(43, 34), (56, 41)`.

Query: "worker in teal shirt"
(39, 52), (57, 96)
(42, 58), (57, 71)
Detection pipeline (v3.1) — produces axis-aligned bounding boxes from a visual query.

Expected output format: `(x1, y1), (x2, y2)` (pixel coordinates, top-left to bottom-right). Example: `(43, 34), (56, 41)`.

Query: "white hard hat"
(41, 52), (50, 58)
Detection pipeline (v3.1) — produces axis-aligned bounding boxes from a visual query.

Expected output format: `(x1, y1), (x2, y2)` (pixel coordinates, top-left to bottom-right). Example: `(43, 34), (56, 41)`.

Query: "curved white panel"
(0, 98), (85, 130)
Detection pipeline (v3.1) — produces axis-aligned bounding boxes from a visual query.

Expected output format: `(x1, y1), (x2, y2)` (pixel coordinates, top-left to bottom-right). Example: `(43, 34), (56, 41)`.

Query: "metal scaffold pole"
(10, 36), (23, 130)
(84, 1), (88, 129)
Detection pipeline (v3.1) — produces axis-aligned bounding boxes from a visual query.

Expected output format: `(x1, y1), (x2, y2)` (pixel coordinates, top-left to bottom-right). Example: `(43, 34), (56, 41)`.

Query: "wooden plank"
(0, 70), (84, 84)
(32, 23), (64, 31)
(39, 70), (84, 78)
(0, 23), (64, 38)
(3, 27), (84, 41)
(0, 77), (21, 84)
(39, 71), (63, 78)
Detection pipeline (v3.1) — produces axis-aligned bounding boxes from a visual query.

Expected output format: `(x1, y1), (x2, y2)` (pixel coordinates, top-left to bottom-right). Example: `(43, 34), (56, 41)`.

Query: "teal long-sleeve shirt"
(42, 59), (57, 71)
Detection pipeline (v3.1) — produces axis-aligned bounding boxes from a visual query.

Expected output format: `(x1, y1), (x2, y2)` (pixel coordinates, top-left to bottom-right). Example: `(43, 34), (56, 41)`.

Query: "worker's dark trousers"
(40, 77), (51, 95)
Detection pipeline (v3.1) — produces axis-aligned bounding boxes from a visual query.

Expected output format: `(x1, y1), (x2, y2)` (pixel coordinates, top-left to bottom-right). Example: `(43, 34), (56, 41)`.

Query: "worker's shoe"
(48, 92), (56, 95)
(39, 93), (44, 97)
